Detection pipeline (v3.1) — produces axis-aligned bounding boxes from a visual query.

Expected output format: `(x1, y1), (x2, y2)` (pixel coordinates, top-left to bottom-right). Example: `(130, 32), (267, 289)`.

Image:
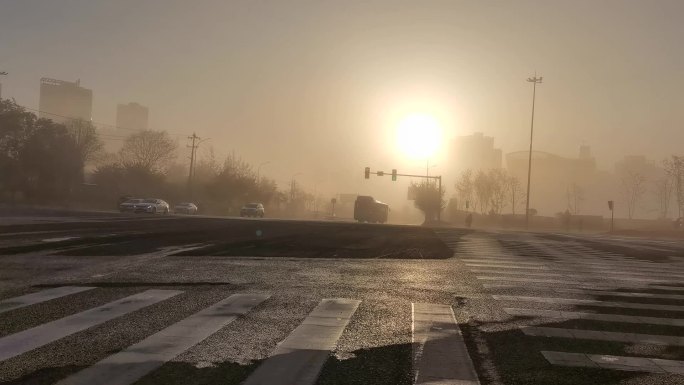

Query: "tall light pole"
(291, 172), (303, 201)
(0, 71), (7, 100)
(257, 161), (270, 181)
(525, 74), (543, 229)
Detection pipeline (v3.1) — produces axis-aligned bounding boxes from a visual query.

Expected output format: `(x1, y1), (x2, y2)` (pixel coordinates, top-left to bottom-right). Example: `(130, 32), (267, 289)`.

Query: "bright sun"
(396, 113), (443, 159)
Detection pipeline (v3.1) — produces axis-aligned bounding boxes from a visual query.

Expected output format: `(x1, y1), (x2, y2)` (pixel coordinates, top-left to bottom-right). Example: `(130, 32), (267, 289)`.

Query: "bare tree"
(664, 156), (684, 218)
(488, 169), (508, 214)
(119, 130), (178, 173)
(620, 170), (647, 219)
(654, 176), (674, 219)
(454, 169), (474, 210)
(566, 183), (584, 214)
(66, 119), (103, 164)
(474, 170), (492, 214)
(506, 175), (524, 215)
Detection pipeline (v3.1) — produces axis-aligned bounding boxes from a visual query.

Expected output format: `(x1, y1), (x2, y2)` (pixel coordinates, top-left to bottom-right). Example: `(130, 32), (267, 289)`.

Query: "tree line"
(0, 100), (314, 215)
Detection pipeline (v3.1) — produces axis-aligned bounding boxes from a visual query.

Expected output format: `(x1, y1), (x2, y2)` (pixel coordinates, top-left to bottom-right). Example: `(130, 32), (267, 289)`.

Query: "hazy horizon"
(2, 0), (683, 204)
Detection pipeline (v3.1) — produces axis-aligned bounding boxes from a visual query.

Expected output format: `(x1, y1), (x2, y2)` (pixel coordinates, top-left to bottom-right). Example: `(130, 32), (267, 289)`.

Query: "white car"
(174, 202), (198, 215)
(133, 199), (170, 214)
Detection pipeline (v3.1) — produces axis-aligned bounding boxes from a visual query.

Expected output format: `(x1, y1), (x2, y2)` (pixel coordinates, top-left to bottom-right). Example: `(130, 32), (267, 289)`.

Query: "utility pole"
(187, 132), (200, 198)
(525, 74), (543, 229)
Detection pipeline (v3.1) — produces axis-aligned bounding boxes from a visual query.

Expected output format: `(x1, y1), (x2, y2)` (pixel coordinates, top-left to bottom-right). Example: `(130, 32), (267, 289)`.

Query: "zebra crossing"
(0, 286), (479, 385)
(455, 233), (684, 375)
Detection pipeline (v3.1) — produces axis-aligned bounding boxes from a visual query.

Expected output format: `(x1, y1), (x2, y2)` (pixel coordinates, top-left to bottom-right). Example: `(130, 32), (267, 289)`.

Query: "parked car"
(119, 198), (143, 213)
(175, 202), (198, 215)
(240, 203), (265, 218)
(133, 199), (170, 214)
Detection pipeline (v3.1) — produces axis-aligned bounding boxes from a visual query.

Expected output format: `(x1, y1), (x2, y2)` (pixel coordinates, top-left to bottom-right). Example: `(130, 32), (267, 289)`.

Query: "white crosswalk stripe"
(56, 293), (270, 385)
(541, 351), (684, 374)
(504, 308), (684, 327)
(242, 298), (361, 385)
(442, 231), (684, 376)
(493, 295), (684, 312)
(412, 303), (480, 385)
(0, 286), (95, 314)
(521, 326), (684, 346)
(0, 289), (182, 362)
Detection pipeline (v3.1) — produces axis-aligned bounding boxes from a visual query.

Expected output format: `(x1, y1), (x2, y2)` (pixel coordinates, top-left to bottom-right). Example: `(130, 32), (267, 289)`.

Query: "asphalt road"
(1, 211), (684, 385)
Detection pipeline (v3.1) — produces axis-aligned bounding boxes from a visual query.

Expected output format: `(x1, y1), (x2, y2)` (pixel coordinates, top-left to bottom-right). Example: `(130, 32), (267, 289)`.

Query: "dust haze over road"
(3, 1), (684, 384)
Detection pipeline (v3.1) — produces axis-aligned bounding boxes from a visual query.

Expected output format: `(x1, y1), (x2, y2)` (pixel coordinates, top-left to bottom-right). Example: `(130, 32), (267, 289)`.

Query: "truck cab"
(354, 195), (389, 224)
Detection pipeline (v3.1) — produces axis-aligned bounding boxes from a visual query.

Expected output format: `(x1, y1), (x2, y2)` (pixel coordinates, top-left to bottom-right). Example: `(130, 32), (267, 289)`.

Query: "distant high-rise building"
(116, 102), (148, 131)
(451, 132), (503, 173)
(38, 78), (92, 123)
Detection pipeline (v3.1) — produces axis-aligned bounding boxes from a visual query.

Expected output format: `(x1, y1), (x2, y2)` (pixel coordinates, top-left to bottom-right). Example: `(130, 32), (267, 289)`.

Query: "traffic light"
(608, 200), (614, 210)
(364, 167), (370, 179)
(391, 169), (397, 181)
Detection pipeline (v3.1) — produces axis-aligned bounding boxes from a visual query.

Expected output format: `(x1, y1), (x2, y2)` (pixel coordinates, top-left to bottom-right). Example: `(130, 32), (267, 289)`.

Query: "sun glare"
(396, 114), (442, 159)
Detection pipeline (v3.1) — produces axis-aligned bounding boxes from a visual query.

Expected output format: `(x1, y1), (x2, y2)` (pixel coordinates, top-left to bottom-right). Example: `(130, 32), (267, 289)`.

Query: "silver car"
(119, 198), (143, 213)
(174, 202), (198, 215)
(133, 199), (170, 214)
(240, 203), (264, 218)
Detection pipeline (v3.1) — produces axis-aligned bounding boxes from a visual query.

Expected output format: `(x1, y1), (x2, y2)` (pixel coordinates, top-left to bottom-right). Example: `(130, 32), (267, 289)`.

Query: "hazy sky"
(1, 0), (683, 199)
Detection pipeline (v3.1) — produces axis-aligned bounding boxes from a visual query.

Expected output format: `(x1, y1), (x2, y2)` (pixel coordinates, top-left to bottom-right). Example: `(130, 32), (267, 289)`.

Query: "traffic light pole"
(365, 168), (443, 221)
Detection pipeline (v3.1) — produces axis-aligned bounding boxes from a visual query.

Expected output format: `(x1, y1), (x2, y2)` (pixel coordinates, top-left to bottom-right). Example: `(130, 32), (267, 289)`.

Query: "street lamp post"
(257, 161), (270, 181)
(525, 74), (543, 229)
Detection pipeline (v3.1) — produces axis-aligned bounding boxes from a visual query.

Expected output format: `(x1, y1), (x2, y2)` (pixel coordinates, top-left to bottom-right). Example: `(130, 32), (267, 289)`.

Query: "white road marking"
(412, 303), (480, 385)
(0, 286), (95, 314)
(56, 293), (269, 385)
(493, 295), (684, 312)
(541, 351), (684, 373)
(0, 289), (182, 362)
(485, 284), (684, 300)
(469, 269), (683, 283)
(242, 298), (360, 385)
(476, 276), (684, 292)
(41, 237), (77, 242)
(504, 308), (684, 327)
(522, 326), (684, 346)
